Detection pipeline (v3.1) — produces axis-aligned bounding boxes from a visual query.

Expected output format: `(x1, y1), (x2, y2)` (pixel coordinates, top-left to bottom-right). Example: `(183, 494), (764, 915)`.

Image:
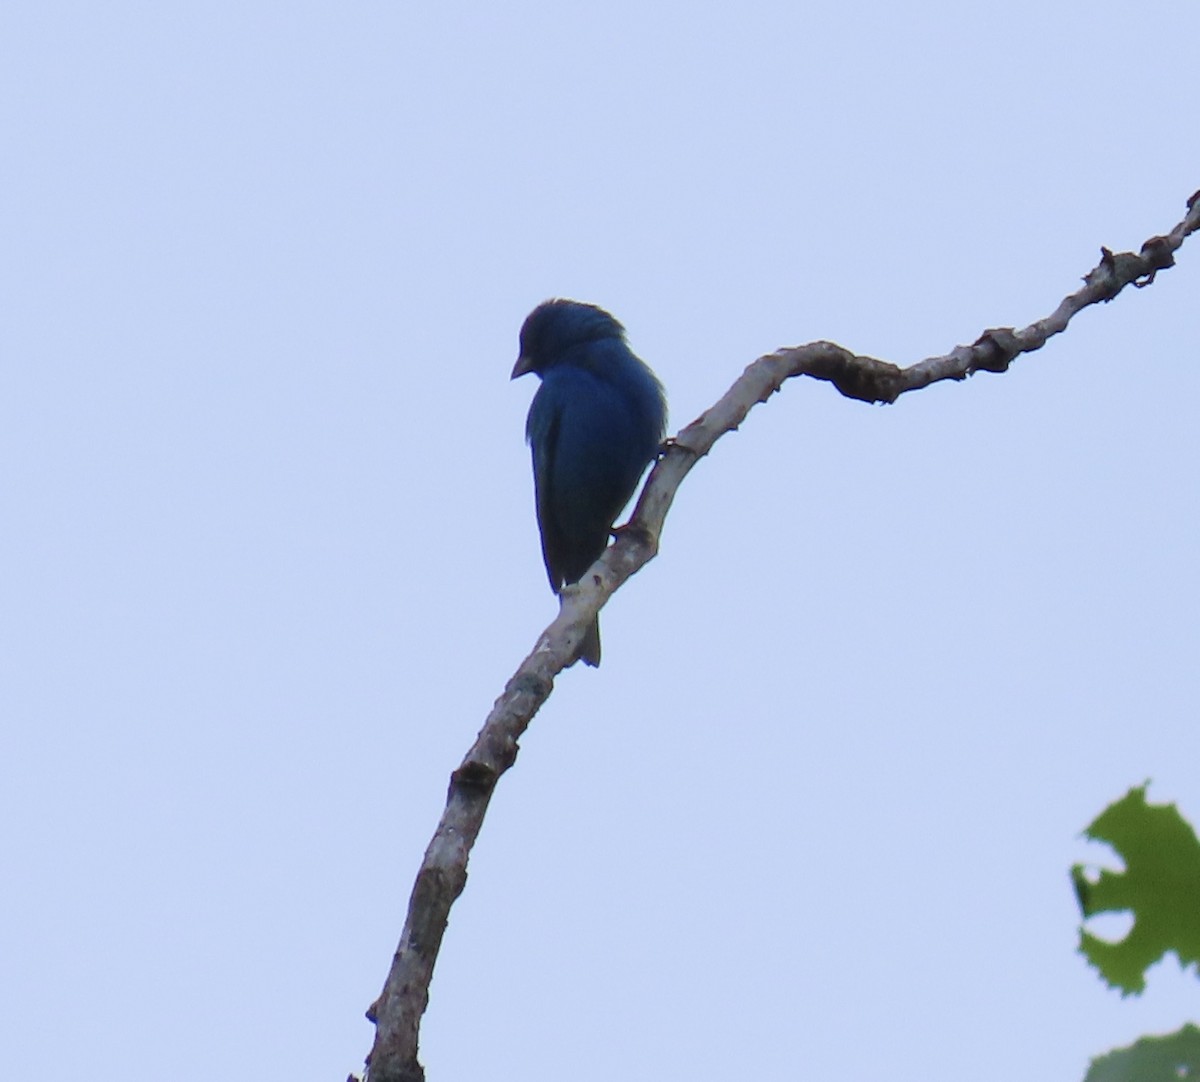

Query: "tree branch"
(359, 189), (1200, 1082)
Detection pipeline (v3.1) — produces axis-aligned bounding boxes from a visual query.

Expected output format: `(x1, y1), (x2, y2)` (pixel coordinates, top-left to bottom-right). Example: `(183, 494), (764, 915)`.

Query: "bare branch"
(360, 190), (1200, 1082)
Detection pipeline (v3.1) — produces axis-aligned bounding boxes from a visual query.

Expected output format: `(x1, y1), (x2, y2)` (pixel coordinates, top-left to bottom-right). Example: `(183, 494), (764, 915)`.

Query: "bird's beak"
(511, 354), (535, 380)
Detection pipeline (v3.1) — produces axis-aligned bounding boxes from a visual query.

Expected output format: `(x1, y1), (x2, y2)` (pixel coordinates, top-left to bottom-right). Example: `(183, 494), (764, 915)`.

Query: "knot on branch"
(1086, 247), (1151, 301)
(1084, 248), (1123, 301)
(450, 759), (498, 795)
(1136, 234), (1177, 286)
(834, 362), (904, 403)
(803, 345), (903, 403)
(970, 327), (1022, 373)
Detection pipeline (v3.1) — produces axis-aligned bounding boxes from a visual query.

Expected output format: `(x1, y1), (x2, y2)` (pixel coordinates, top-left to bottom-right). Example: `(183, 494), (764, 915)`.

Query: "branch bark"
(359, 190), (1200, 1082)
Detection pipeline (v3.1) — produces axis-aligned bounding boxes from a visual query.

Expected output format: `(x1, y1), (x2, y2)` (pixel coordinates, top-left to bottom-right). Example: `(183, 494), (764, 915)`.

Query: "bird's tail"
(578, 616), (601, 667)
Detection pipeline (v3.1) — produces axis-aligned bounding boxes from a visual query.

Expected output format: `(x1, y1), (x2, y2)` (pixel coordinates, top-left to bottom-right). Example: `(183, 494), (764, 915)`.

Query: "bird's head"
(511, 299), (625, 379)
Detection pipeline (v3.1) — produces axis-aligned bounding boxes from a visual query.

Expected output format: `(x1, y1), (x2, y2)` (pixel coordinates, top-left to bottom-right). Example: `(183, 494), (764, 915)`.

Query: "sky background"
(3, 3), (1198, 1079)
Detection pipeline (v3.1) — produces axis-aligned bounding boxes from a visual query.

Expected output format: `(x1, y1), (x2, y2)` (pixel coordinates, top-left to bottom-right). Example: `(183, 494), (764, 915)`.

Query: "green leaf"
(1071, 785), (1200, 994)
(1082, 1023), (1200, 1082)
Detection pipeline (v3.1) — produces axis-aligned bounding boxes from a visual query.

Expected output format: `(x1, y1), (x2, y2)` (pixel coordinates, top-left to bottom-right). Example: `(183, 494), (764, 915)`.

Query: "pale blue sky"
(3, 3), (1198, 1079)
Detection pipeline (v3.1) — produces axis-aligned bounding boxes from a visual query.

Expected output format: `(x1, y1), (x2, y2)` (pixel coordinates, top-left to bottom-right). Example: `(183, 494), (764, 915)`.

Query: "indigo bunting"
(512, 300), (667, 666)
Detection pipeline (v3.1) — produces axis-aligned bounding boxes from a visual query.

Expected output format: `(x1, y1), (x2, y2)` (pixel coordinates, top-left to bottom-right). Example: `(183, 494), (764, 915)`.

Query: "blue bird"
(512, 300), (668, 666)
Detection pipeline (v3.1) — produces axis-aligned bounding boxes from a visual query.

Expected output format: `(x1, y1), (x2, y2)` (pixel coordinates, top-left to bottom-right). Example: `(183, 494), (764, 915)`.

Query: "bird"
(512, 299), (668, 666)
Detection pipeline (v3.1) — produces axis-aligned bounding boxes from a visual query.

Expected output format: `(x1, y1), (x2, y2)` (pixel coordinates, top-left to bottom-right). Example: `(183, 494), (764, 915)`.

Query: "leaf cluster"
(1073, 785), (1200, 1081)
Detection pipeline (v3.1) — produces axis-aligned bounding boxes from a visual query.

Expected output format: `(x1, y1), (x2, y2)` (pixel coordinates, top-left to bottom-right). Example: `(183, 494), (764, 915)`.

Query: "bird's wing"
(529, 368), (643, 588)
(527, 386), (567, 591)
